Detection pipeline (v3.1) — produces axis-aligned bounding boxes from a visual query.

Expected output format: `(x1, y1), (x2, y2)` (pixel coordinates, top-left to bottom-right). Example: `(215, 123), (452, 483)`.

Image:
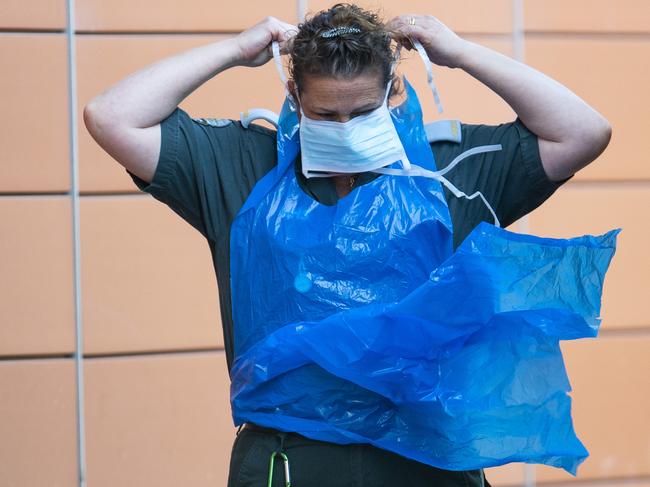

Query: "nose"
(335, 115), (352, 123)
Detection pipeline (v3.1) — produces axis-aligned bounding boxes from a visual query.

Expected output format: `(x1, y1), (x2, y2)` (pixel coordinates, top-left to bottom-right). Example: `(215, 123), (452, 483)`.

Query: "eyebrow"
(313, 101), (381, 114)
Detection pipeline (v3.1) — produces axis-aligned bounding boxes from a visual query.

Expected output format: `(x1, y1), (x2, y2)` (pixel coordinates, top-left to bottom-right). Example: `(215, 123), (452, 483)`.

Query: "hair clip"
(319, 26), (362, 38)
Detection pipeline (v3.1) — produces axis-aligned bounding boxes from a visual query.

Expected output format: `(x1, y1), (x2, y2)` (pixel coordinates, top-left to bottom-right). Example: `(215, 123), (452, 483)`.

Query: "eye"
(314, 112), (337, 120)
(350, 109), (373, 118)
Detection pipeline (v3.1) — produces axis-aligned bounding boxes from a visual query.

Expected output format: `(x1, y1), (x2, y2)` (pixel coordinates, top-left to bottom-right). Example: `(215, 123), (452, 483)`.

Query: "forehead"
(298, 73), (385, 112)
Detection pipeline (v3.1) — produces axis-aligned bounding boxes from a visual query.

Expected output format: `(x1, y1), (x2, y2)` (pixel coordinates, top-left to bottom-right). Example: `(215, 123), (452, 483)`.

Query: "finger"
(268, 18), (297, 39)
(280, 21), (298, 34)
(387, 16), (412, 38)
(390, 24), (417, 49)
(385, 16), (402, 31)
(278, 25), (298, 45)
(389, 15), (423, 36)
(392, 14), (419, 27)
(278, 30), (296, 55)
(278, 41), (291, 55)
(268, 24), (297, 56)
(265, 41), (274, 55)
(400, 24), (429, 45)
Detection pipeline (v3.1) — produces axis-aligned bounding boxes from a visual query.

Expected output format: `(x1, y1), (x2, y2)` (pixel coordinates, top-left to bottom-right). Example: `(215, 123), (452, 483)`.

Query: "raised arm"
(83, 17), (296, 183)
(389, 15), (612, 182)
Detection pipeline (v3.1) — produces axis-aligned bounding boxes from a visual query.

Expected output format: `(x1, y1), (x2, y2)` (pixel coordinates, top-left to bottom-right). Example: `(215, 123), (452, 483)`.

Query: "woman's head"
(287, 3), (400, 122)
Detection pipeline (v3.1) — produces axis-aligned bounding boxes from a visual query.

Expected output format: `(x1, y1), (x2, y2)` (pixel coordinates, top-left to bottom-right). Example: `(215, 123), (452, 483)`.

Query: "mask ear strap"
(272, 41), (295, 104)
(384, 43), (402, 103)
(372, 144), (503, 227)
(271, 40), (287, 84)
(392, 43), (402, 77)
(412, 39), (443, 114)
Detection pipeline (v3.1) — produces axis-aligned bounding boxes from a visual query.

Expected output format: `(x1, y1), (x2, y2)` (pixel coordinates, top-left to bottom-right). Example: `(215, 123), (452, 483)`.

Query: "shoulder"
(430, 118), (542, 183)
(154, 107), (279, 194)
(170, 108), (278, 175)
(430, 118), (534, 157)
(191, 114), (277, 140)
(161, 107), (276, 148)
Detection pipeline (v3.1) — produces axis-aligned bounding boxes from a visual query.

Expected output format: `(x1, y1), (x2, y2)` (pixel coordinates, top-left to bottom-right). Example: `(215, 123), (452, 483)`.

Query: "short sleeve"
(433, 117), (571, 248)
(125, 107), (277, 243)
(493, 118), (572, 225)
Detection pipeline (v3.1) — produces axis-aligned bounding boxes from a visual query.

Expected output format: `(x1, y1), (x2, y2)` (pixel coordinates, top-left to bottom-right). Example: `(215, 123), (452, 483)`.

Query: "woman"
(84, 3), (612, 486)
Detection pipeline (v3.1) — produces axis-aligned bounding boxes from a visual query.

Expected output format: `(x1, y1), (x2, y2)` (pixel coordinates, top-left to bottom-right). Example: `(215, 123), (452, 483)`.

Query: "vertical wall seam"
(513, 0), (532, 242)
(513, 1), (535, 486)
(298, 0), (307, 21)
(513, 0), (525, 64)
(65, 0), (87, 484)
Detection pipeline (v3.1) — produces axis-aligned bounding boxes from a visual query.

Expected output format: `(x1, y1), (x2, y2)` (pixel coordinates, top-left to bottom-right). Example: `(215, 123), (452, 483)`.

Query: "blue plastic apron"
(231, 78), (455, 357)
(228, 76), (619, 475)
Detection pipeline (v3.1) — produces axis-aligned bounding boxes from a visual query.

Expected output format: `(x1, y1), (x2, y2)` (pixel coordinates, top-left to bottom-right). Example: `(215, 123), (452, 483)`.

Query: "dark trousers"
(227, 423), (491, 487)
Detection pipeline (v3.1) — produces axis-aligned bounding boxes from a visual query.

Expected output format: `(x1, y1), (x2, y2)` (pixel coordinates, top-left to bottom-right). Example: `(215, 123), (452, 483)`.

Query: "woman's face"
(290, 71), (387, 123)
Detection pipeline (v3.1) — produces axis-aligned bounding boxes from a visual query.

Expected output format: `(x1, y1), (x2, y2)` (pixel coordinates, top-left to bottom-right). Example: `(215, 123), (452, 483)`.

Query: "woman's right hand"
(233, 16), (297, 67)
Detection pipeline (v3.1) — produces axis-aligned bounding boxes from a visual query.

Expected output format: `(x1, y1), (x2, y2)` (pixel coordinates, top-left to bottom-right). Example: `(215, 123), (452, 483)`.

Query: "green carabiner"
(267, 450), (291, 487)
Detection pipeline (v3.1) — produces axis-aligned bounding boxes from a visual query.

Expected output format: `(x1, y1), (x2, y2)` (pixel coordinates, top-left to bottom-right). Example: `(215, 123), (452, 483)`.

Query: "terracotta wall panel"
(0, 197), (75, 356)
(397, 37), (515, 125)
(528, 184), (649, 329)
(80, 196), (221, 355)
(0, 359), (78, 486)
(77, 34), (285, 192)
(0, 34), (70, 192)
(538, 481), (650, 487)
(525, 38), (650, 181)
(84, 351), (233, 487)
(307, 0), (513, 33)
(75, 0), (296, 32)
(0, 0), (66, 30)
(535, 336), (650, 482)
(525, 0), (650, 33)
(484, 464), (526, 486)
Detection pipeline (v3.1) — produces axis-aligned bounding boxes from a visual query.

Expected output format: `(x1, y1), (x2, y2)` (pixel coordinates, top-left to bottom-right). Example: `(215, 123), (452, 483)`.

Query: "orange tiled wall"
(1, 1), (648, 486)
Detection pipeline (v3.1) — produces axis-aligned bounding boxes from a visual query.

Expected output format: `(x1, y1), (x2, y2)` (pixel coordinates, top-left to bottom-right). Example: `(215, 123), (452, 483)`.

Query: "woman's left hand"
(387, 14), (468, 68)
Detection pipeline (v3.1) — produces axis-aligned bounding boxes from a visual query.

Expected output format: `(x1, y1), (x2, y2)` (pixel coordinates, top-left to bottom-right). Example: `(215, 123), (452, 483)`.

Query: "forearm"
(455, 40), (608, 144)
(86, 37), (242, 129)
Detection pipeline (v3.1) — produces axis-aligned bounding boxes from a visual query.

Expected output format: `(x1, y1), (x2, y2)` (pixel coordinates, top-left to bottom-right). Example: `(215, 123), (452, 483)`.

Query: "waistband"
(242, 422), (284, 435)
(240, 422), (320, 444)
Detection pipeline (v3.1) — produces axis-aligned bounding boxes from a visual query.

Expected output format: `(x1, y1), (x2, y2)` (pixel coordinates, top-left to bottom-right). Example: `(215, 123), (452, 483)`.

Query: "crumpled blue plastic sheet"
(230, 222), (619, 474)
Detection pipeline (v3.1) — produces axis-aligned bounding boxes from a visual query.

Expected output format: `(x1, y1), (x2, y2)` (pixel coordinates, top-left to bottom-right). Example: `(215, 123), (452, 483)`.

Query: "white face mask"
(297, 79), (412, 178)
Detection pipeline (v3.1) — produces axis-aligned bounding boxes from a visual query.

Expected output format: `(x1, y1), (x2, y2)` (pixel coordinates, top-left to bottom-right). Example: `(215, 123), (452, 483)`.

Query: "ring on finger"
(408, 17), (416, 26)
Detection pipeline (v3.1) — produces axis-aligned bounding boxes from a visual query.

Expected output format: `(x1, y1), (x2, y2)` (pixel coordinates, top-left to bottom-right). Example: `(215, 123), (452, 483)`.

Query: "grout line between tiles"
(525, 31), (650, 40)
(83, 347), (227, 360)
(537, 475), (650, 486)
(0, 347), (229, 362)
(0, 28), (65, 34)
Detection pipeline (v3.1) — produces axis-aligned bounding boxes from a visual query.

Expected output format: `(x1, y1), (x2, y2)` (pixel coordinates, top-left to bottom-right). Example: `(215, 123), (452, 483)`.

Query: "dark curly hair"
(288, 3), (400, 95)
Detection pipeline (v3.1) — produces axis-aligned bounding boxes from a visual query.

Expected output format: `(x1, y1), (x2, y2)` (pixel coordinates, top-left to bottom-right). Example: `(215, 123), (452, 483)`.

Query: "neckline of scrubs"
(293, 153), (384, 207)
